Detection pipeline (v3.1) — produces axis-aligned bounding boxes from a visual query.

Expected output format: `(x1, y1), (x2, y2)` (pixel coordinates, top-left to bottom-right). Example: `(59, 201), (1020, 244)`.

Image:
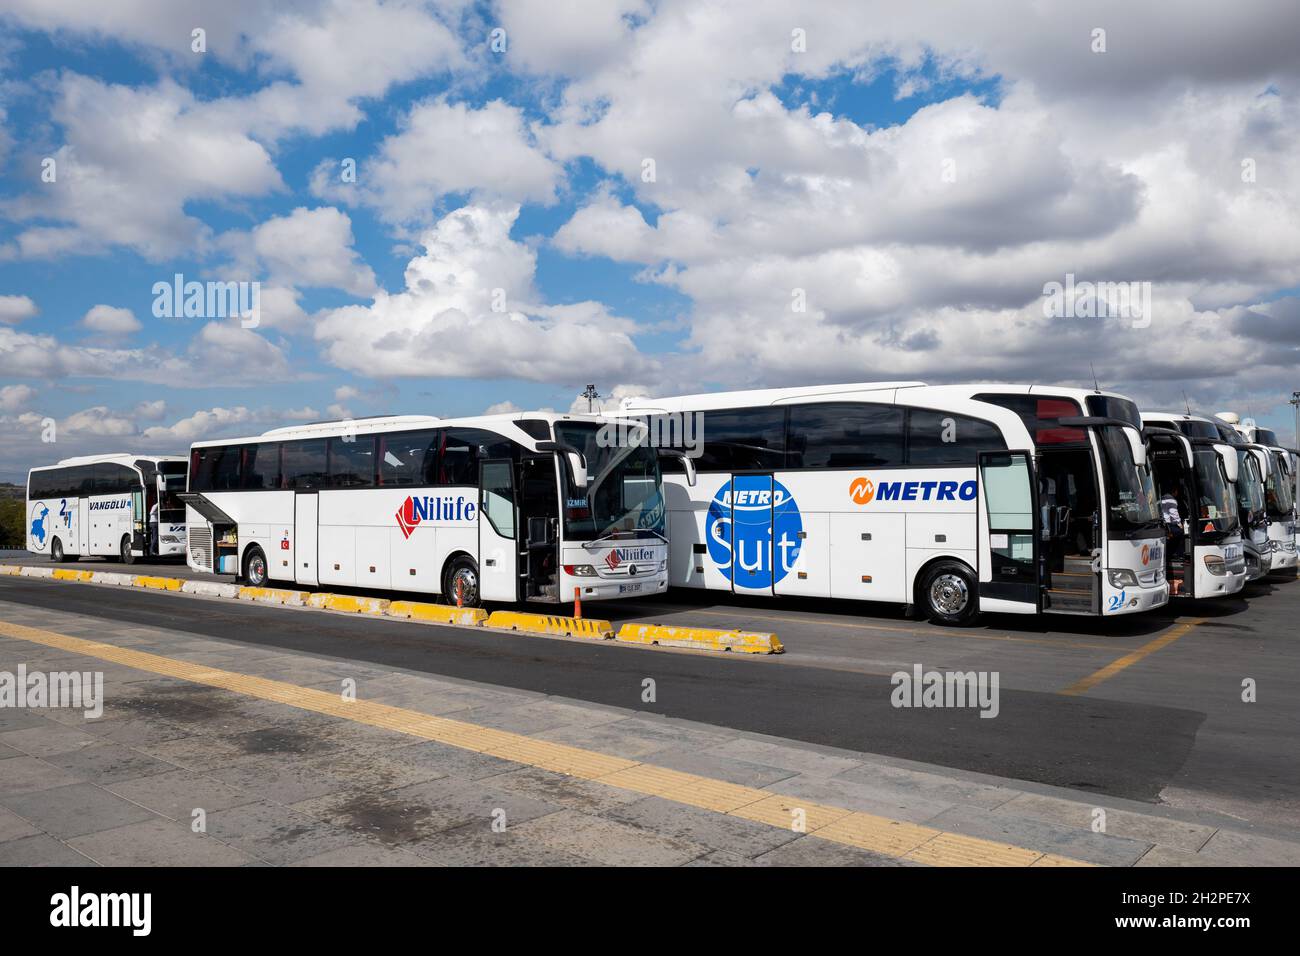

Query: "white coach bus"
(620, 382), (1168, 625)
(1139, 412), (1247, 598)
(1214, 413), (1297, 575)
(26, 454), (189, 563)
(182, 413), (672, 607)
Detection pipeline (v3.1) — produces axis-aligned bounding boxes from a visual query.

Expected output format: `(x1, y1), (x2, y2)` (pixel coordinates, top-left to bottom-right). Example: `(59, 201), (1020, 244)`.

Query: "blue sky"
(1, 1), (1298, 480)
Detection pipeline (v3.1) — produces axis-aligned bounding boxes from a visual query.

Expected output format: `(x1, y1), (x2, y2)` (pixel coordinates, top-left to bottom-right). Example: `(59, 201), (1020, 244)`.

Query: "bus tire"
(51, 537), (64, 562)
(120, 536), (136, 565)
(243, 546), (269, 587)
(443, 556), (481, 608)
(918, 561), (979, 626)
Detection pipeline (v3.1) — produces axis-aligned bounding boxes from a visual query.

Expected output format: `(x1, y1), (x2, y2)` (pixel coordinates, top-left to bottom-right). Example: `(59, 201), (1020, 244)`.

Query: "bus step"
(1062, 557), (1096, 573)
(1045, 586), (1095, 611)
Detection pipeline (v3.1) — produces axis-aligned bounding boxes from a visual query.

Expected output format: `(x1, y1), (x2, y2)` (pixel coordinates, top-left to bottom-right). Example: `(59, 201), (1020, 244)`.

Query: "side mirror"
(1123, 426), (1147, 468)
(1215, 444), (1238, 484)
(658, 449), (697, 487)
(567, 452), (588, 490)
(536, 441), (589, 490)
(1250, 447), (1269, 479)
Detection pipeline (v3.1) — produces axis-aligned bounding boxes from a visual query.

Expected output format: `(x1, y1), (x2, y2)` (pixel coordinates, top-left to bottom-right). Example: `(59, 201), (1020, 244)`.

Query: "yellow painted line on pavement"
(1059, 618), (1204, 697)
(0, 617), (1093, 867)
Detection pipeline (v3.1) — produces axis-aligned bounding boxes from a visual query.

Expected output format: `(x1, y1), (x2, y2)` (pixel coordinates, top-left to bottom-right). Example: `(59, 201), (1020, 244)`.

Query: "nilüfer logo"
(604, 549), (621, 571)
(395, 494), (477, 539)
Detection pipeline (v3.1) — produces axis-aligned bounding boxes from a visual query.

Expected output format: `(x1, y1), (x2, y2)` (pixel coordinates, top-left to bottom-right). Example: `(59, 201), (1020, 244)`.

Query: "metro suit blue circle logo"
(705, 476), (802, 588)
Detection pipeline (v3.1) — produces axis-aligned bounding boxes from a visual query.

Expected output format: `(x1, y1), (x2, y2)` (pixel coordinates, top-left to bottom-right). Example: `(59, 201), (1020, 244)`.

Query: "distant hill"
(0, 482), (24, 500)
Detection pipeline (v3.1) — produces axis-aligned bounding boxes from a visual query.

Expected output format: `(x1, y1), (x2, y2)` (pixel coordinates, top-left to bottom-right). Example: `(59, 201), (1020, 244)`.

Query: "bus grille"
(188, 526), (212, 569)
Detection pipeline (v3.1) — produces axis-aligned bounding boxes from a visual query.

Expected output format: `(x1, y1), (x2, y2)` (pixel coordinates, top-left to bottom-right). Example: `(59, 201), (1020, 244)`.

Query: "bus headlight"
(563, 565), (598, 577)
(1107, 569), (1139, 588)
(1203, 555), (1227, 575)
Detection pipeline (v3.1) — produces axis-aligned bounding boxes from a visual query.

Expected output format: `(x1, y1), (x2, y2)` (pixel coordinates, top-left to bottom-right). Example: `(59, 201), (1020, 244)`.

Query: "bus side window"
(378, 429), (440, 487)
(328, 436), (376, 487)
(282, 440), (327, 490)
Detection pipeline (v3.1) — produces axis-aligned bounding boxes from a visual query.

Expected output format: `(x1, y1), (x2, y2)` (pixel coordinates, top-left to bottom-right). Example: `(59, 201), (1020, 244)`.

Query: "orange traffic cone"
(573, 587), (582, 619)
(455, 579), (464, 608)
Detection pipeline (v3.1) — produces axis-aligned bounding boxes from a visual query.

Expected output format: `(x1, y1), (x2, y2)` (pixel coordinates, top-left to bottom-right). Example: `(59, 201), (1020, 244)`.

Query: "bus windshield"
(1265, 451), (1294, 516)
(554, 422), (665, 541)
(1097, 425), (1160, 531)
(1192, 447), (1238, 532)
(1236, 450), (1266, 516)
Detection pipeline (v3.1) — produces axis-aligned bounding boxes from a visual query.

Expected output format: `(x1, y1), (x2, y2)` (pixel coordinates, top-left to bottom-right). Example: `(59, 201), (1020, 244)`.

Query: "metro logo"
(849, 476), (978, 504)
(849, 477), (875, 504)
(395, 494), (477, 539)
(1140, 544), (1150, 566)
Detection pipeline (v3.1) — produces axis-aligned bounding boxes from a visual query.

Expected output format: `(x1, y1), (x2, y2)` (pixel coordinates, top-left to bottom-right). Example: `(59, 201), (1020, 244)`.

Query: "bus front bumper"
(1103, 580), (1169, 615)
(1270, 543), (1298, 571)
(564, 572), (668, 603)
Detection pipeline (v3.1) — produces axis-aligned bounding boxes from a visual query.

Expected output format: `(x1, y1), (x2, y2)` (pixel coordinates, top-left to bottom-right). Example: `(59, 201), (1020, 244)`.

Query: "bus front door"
(478, 459), (519, 603)
(976, 451), (1041, 613)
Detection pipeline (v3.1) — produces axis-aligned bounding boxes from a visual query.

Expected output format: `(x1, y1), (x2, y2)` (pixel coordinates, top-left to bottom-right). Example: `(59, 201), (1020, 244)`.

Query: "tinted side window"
(378, 430), (441, 486)
(786, 403), (904, 469)
(243, 443), (281, 490)
(93, 464), (136, 494)
(328, 436), (376, 487)
(28, 470), (52, 499)
(190, 446), (240, 491)
(975, 394), (1086, 446)
(907, 410), (1007, 466)
(282, 440), (328, 490)
(74, 465), (96, 496)
(438, 429), (514, 485)
(696, 408), (787, 472)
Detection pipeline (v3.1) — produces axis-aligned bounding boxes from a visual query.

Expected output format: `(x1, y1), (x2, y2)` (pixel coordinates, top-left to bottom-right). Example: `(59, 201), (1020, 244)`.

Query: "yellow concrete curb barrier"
(484, 610), (613, 639)
(615, 623), (784, 654)
(18, 566), (54, 578)
(132, 575), (185, 591)
(51, 568), (94, 582)
(0, 565), (23, 575)
(307, 592), (391, 615)
(388, 600), (487, 627)
(237, 586), (308, 606)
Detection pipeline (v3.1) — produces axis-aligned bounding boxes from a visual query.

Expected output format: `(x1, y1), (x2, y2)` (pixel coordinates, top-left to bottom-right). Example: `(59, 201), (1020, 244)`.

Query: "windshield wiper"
(585, 526), (668, 548)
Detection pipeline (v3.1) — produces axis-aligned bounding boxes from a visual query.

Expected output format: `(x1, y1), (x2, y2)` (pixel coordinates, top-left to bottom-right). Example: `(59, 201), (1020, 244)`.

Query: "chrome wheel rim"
(450, 567), (478, 605)
(248, 554), (265, 584)
(929, 573), (969, 615)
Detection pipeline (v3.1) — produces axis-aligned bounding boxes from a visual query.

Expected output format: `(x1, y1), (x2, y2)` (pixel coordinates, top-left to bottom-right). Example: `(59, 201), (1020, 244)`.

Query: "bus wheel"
(51, 537), (64, 562)
(920, 562), (978, 626)
(120, 536), (136, 565)
(243, 546), (269, 587)
(444, 557), (481, 608)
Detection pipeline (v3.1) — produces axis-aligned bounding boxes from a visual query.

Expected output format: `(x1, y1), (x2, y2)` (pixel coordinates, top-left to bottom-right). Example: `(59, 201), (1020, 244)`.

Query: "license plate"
(619, 583), (643, 594)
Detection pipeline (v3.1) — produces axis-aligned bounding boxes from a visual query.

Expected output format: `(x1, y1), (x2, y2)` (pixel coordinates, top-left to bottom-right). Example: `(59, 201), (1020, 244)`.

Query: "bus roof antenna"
(1090, 363), (1100, 393)
(1183, 390), (1192, 416)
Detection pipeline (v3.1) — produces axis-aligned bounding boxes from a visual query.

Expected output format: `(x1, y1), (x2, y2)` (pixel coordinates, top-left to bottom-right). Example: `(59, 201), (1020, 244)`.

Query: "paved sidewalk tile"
(68, 817), (255, 866)
(505, 809), (709, 866)
(924, 805), (1151, 867)
(105, 769), (261, 820)
(994, 792), (1218, 852)
(0, 782), (158, 839)
(602, 796), (801, 858)
(204, 800), (367, 865)
(0, 755), (87, 795)
(0, 833), (98, 866)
